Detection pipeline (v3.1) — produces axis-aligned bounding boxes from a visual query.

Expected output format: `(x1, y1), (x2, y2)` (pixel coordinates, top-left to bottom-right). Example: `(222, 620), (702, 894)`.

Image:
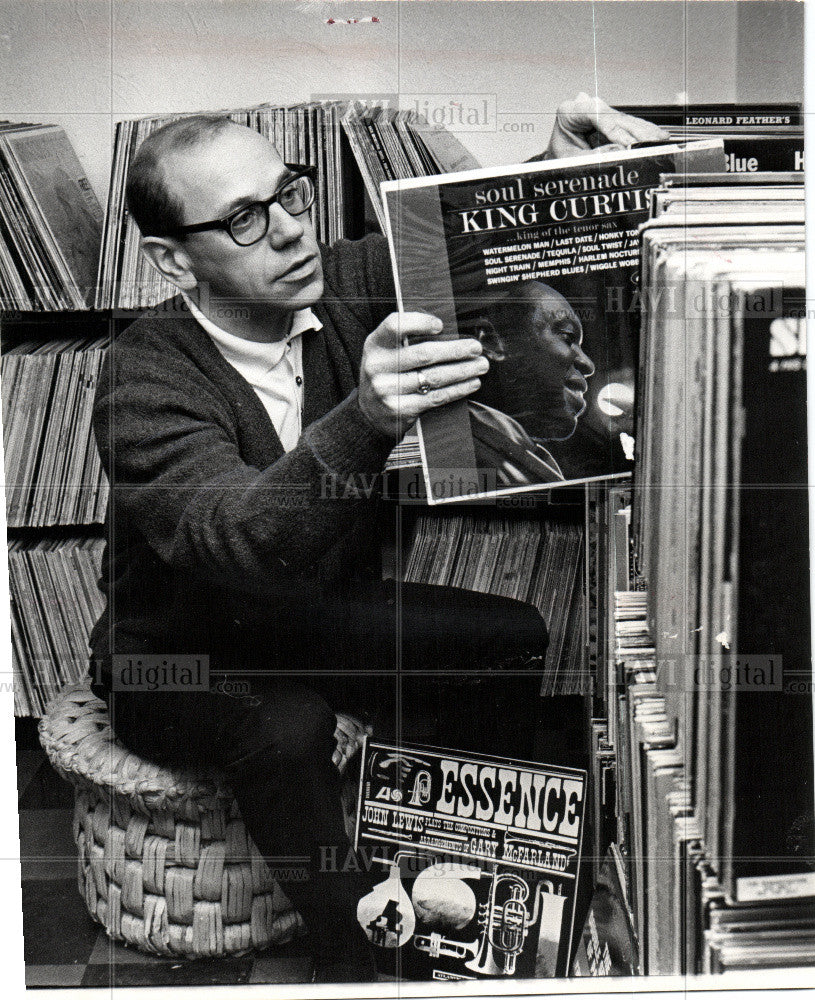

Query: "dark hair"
(125, 114), (237, 236)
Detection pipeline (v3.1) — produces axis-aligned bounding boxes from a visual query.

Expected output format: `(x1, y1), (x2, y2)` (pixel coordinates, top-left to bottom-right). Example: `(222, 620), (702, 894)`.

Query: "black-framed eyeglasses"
(163, 164), (317, 247)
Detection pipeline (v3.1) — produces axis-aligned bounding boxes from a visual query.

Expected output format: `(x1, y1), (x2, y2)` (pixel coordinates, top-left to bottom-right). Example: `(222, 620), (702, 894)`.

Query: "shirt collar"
(181, 293), (322, 374)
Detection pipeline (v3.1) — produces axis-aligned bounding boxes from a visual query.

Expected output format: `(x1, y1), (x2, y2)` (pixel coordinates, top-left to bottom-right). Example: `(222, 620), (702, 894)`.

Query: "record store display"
(0, 92), (812, 982)
(0, 123), (103, 311)
(584, 172), (813, 976)
(8, 536), (105, 717)
(1, 335), (109, 527)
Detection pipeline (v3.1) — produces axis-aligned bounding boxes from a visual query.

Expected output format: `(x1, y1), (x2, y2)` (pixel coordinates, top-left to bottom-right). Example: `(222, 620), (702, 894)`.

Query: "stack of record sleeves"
(592, 171), (812, 974)
(341, 101), (478, 233)
(9, 536), (105, 717)
(402, 508), (586, 694)
(0, 123), (102, 310)
(616, 103), (803, 174)
(2, 336), (110, 527)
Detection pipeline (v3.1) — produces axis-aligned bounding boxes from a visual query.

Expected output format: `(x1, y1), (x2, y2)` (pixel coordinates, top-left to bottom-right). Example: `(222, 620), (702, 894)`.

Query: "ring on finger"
(417, 370), (431, 395)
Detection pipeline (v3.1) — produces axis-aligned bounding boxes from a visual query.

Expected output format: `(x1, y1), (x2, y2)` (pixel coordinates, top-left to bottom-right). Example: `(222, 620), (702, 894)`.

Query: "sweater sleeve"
(94, 341), (394, 594)
(321, 232), (397, 334)
(364, 231), (398, 329)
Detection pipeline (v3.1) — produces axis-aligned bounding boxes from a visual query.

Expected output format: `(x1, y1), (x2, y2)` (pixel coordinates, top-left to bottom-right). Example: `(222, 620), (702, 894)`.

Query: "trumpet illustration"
(413, 865), (549, 976)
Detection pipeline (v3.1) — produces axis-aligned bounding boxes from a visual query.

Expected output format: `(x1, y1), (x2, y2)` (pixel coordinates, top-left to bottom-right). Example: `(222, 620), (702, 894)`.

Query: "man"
(89, 96), (666, 982)
(468, 280), (596, 487)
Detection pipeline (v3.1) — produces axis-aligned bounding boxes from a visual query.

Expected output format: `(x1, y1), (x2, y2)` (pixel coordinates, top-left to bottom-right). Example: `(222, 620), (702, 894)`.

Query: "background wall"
(0, 0), (804, 204)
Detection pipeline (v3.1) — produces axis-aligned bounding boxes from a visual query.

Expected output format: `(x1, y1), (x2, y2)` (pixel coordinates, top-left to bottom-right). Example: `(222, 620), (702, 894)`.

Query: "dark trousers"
(104, 580), (549, 958)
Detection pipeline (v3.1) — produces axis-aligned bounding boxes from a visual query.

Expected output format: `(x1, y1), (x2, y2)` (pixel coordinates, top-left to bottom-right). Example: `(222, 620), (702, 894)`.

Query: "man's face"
(481, 282), (595, 441)
(163, 124), (323, 315)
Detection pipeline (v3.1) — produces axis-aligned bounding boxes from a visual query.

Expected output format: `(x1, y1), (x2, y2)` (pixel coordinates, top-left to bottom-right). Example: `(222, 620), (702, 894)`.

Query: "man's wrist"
(304, 390), (395, 489)
(353, 391), (399, 446)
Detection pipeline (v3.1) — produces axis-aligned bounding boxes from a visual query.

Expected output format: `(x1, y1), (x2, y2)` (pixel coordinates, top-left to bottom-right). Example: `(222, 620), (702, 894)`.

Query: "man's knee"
(473, 593), (549, 659)
(224, 683), (338, 776)
(508, 599), (549, 653)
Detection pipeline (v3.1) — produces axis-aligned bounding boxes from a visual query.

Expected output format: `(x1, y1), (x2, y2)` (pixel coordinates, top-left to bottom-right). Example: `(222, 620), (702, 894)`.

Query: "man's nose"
(266, 202), (305, 248)
(574, 344), (595, 378)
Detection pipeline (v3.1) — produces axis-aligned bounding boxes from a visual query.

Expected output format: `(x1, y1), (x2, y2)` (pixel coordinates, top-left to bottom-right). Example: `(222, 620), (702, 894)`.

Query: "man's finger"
(556, 101), (616, 150)
(570, 92), (616, 132)
(562, 94), (669, 147)
(404, 377), (483, 412)
(370, 358), (487, 399)
(556, 124), (593, 151)
(335, 712), (366, 741)
(602, 118), (669, 149)
(393, 336), (483, 373)
(389, 356), (490, 395)
(598, 122), (642, 148)
(370, 311), (443, 348)
(615, 113), (670, 144)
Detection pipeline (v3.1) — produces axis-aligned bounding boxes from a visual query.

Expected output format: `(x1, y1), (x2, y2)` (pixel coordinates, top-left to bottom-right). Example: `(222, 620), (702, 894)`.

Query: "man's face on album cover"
(162, 124), (324, 319)
(476, 282), (595, 441)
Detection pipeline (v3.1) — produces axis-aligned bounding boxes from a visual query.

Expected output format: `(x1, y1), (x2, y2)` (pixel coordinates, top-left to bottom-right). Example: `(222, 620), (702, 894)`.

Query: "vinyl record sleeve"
(571, 845), (640, 977)
(354, 739), (586, 981)
(381, 140), (725, 503)
(0, 125), (102, 303)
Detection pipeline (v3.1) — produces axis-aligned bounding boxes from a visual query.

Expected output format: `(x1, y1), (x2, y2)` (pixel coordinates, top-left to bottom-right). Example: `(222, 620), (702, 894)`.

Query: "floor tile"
(87, 935), (177, 967)
(21, 878), (100, 966)
(81, 956), (254, 987)
(249, 938), (313, 984)
(25, 964), (86, 987)
(19, 808), (76, 880)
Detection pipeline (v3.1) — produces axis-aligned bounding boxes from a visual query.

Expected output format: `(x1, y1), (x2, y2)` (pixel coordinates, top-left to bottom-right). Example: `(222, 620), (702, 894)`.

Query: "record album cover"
(354, 740), (587, 980)
(382, 140), (725, 503)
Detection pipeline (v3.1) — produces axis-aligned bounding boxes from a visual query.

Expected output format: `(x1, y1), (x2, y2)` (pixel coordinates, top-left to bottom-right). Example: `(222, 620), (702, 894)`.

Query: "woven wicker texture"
(38, 681), (369, 959)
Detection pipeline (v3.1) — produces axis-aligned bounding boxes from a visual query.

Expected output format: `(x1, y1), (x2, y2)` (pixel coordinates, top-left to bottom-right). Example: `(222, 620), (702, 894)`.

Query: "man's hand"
(358, 312), (488, 439)
(543, 92), (669, 160)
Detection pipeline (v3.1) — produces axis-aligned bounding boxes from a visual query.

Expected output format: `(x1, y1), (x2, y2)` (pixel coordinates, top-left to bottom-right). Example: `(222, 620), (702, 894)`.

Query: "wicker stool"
(38, 680), (368, 959)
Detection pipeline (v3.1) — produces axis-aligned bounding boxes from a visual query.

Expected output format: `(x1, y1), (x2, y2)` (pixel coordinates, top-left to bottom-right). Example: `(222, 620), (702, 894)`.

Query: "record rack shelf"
(1, 310), (113, 716)
(583, 171), (813, 976)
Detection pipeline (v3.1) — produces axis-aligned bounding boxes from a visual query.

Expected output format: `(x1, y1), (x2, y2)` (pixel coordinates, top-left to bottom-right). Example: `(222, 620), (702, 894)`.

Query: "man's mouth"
(278, 254), (318, 280)
(565, 377), (588, 396)
(564, 382), (587, 415)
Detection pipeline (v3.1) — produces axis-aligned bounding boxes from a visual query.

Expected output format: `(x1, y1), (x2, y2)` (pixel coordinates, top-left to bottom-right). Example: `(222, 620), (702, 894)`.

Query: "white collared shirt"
(183, 295), (322, 452)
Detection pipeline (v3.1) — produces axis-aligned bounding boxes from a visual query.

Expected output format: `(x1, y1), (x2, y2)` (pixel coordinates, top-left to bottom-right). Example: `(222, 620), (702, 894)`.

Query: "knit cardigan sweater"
(89, 234), (397, 688)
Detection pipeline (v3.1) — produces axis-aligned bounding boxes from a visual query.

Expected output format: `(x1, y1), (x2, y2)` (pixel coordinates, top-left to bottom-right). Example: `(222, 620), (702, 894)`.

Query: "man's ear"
(139, 236), (198, 291)
(474, 319), (506, 362)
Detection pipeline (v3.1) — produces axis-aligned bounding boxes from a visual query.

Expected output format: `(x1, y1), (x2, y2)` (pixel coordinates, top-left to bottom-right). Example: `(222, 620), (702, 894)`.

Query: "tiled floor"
(17, 697), (591, 988)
